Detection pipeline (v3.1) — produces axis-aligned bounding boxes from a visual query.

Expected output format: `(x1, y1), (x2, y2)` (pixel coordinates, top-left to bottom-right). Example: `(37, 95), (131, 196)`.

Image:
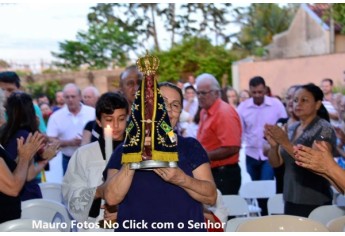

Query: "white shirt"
(62, 142), (105, 223)
(46, 104), (95, 156)
(323, 100), (341, 127)
(183, 98), (199, 119)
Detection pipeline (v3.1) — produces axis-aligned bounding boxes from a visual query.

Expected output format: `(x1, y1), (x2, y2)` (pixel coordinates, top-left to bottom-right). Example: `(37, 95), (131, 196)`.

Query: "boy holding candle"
(61, 92), (129, 229)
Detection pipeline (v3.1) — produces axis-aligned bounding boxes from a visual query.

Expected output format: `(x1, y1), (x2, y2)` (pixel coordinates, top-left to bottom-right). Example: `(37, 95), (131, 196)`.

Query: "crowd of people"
(0, 67), (345, 231)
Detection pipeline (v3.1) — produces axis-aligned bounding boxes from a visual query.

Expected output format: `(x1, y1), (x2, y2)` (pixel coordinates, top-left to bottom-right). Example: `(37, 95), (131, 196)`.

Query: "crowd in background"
(1, 68), (345, 231)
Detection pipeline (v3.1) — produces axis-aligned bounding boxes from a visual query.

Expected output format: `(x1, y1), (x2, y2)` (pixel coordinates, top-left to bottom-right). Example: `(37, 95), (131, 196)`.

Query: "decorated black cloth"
(122, 79), (178, 163)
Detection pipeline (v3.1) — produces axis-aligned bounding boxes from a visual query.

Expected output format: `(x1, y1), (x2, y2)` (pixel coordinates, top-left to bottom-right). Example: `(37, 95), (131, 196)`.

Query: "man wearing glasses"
(196, 73), (242, 195)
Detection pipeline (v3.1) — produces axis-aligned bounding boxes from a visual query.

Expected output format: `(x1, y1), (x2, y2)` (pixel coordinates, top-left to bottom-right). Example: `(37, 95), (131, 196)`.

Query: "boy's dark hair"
(0, 71), (21, 88)
(95, 92), (129, 120)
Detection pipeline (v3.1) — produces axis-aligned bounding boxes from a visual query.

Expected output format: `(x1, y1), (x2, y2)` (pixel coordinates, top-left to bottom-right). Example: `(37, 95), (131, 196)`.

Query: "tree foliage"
(52, 22), (137, 70)
(232, 3), (298, 56)
(0, 59), (10, 69)
(26, 80), (62, 102)
(87, 3), (233, 51)
(154, 36), (237, 85)
(332, 4), (345, 34)
(52, 3), (234, 70)
(52, 3), (296, 71)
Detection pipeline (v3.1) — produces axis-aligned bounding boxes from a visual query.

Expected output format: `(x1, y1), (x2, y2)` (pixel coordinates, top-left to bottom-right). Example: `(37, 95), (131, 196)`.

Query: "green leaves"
(154, 36), (236, 85)
(332, 4), (345, 34)
(26, 80), (62, 103)
(51, 3), (235, 70)
(50, 3), (299, 73)
(232, 3), (297, 56)
(52, 23), (137, 70)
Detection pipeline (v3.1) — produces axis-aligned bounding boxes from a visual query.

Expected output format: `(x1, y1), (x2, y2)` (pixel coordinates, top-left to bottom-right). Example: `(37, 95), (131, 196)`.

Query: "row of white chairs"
(2, 213), (344, 232)
(238, 180), (276, 216)
(0, 198), (70, 232)
(2, 181), (344, 232)
(0, 182), (68, 232)
(222, 193), (284, 219)
(227, 215), (329, 232)
(227, 180), (345, 218)
(224, 196), (345, 231)
(226, 214), (345, 232)
(0, 219), (56, 232)
(38, 182), (63, 204)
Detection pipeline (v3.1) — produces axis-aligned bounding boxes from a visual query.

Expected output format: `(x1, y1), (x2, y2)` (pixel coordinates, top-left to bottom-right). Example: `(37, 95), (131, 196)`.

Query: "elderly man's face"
(82, 89), (98, 108)
(63, 87), (81, 112)
(196, 82), (218, 110)
(120, 70), (141, 105)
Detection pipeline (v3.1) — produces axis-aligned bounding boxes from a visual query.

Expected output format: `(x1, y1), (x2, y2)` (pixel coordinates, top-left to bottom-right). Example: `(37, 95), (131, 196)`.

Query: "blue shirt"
(106, 135), (209, 232)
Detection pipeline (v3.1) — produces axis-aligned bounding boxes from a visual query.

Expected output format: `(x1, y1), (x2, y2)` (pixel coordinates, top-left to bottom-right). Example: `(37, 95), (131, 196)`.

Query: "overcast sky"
(0, 2), (249, 70)
(0, 2), (91, 65)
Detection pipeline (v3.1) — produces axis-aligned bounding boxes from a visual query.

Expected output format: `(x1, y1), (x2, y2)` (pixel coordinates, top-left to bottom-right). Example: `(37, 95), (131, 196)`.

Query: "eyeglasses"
(196, 90), (214, 96)
(163, 99), (182, 112)
(125, 79), (141, 88)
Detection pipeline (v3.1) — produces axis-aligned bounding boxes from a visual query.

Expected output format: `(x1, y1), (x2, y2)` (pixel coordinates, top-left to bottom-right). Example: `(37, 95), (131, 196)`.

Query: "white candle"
(104, 125), (113, 162)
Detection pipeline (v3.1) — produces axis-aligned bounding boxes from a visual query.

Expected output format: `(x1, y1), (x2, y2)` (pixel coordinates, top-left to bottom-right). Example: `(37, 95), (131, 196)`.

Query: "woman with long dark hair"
(0, 92), (57, 200)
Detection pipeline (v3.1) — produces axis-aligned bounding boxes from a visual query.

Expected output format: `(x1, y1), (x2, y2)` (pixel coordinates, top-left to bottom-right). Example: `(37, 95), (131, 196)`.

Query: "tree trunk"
(150, 5), (160, 52)
(169, 3), (176, 46)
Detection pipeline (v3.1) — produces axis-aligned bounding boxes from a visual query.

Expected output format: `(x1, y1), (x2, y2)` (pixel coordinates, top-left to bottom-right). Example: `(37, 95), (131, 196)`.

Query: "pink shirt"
(197, 98), (242, 168)
(237, 96), (287, 161)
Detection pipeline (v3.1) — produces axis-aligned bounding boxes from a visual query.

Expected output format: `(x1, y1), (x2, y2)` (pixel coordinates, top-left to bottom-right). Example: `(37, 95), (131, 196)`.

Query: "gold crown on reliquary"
(136, 50), (160, 76)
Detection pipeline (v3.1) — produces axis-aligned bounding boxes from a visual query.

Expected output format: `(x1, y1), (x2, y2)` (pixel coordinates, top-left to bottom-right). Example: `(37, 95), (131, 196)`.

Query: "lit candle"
(104, 125), (113, 162)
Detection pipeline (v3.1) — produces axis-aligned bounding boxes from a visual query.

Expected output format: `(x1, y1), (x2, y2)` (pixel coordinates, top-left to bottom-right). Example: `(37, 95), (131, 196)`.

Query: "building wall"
(335, 35), (345, 53)
(26, 68), (123, 94)
(267, 4), (331, 59)
(232, 53), (345, 98)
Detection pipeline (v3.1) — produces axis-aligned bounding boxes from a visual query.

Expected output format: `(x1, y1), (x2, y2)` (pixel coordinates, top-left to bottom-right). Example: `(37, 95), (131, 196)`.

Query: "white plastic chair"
(267, 193), (284, 215)
(331, 186), (340, 204)
(0, 219), (60, 232)
(236, 215), (329, 232)
(222, 195), (250, 218)
(326, 215), (345, 232)
(239, 180), (276, 216)
(308, 205), (345, 225)
(39, 182), (63, 203)
(225, 217), (254, 232)
(335, 194), (345, 207)
(21, 199), (71, 232)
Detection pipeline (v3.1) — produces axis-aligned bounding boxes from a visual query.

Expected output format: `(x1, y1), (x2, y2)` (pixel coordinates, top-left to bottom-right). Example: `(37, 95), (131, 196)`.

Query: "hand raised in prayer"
(264, 124), (289, 146)
(41, 141), (60, 160)
(293, 141), (333, 175)
(17, 131), (45, 162)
